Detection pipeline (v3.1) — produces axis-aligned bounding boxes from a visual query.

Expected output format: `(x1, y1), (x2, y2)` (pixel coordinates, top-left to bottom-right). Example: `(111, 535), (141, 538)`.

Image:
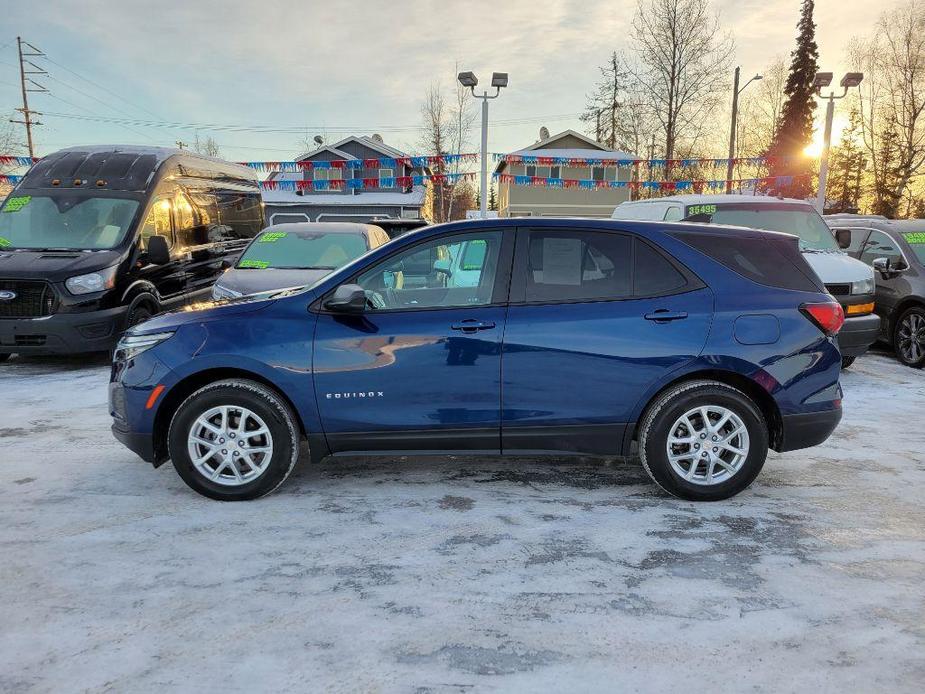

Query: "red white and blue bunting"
(0, 174), (24, 185)
(0, 156), (39, 168)
(495, 154), (792, 168)
(240, 153), (478, 173)
(495, 172), (810, 191)
(259, 171), (477, 192)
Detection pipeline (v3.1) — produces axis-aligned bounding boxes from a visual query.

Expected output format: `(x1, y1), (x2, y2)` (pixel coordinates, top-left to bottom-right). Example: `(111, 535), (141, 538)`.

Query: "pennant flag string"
(494, 154), (796, 168)
(258, 171), (478, 192)
(0, 156), (39, 167)
(494, 172), (808, 192)
(238, 153), (479, 172)
(0, 174), (24, 185)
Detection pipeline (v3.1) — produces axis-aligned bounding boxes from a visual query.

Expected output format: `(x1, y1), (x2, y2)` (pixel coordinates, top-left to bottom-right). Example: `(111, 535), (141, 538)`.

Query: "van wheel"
(167, 380), (301, 500)
(894, 306), (925, 368)
(841, 356), (856, 369)
(638, 380), (769, 501)
(126, 304), (154, 329)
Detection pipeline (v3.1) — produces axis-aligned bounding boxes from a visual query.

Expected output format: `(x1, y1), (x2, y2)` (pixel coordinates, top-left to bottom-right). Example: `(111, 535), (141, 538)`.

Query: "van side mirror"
(873, 256), (906, 278)
(146, 235), (170, 265)
(324, 283), (367, 313)
(221, 258), (232, 270)
(834, 228), (852, 249)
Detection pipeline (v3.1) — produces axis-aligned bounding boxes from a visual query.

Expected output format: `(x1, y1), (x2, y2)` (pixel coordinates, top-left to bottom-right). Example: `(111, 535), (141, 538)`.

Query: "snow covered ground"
(1, 350), (923, 692)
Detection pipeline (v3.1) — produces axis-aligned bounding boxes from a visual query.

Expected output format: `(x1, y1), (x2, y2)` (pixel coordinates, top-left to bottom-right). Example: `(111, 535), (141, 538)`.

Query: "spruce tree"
(827, 108), (866, 213)
(764, 0), (819, 198)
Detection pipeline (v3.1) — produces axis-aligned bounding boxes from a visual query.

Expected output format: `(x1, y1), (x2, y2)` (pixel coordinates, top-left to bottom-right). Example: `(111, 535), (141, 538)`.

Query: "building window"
(525, 165), (537, 177)
(550, 166), (561, 179)
(592, 167), (605, 182)
(379, 168), (394, 188)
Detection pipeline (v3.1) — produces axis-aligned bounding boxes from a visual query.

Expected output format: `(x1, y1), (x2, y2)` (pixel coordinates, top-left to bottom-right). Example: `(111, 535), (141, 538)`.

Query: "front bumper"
(111, 422), (157, 463)
(0, 305), (129, 355)
(778, 407), (842, 452)
(836, 313), (881, 358)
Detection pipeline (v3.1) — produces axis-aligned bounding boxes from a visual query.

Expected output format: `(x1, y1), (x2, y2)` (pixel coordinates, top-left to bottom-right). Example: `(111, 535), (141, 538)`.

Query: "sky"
(0, 0), (885, 165)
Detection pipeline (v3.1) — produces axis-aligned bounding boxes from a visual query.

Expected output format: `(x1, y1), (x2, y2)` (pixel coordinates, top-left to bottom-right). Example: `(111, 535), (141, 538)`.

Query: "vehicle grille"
(0, 280), (58, 318)
(824, 283), (851, 297)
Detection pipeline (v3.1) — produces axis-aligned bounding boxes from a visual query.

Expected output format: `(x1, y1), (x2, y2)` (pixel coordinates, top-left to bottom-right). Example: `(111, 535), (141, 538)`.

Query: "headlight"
(212, 283), (243, 301)
(114, 331), (175, 361)
(851, 273), (876, 295)
(66, 266), (118, 295)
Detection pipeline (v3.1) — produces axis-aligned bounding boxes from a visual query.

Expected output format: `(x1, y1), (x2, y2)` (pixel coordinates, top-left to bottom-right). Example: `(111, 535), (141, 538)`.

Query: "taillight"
(801, 301), (845, 336)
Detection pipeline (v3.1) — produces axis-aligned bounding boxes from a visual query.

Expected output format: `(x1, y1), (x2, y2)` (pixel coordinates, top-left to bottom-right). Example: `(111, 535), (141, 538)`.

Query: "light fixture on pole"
(725, 67), (763, 194)
(458, 70), (508, 218)
(814, 71), (863, 213)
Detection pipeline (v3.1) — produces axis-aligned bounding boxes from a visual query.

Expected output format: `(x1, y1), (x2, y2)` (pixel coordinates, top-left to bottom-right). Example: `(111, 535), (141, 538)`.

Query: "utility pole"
(175, 140), (188, 150)
(726, 67), (763, 194)
(12, 37), (47, 159)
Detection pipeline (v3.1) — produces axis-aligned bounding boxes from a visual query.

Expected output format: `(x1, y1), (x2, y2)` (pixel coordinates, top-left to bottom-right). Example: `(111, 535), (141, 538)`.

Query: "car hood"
(134, 295), (279, 333)
(0, 249), (124, 281)
(216, 267), (333, 296)
(801, 250), (873, 284)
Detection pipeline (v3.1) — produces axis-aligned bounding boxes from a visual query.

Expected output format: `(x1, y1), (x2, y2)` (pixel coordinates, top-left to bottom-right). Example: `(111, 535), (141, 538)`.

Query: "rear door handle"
(451, 319), (496, 333)
(644, 309), (688, 322)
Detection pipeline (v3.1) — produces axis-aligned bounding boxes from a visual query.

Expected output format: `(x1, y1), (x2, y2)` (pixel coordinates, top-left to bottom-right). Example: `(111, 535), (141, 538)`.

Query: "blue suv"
(110, 219), (844, 502)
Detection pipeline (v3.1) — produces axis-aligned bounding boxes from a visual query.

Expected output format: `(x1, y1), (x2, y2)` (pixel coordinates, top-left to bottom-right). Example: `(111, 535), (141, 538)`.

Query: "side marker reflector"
(146, 384), (166, 410)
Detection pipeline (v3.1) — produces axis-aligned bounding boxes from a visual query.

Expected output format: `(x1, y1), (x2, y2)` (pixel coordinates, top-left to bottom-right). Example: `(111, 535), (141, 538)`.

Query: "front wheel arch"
(151, 368), (308, 466)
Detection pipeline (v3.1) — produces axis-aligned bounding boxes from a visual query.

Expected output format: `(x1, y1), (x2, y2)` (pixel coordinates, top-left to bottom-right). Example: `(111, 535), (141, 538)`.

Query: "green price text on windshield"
(2, 196), (32, 213)
(902, 232), (925, 244)
(239, 259), (269, 269)
(0, 237), (11, 247)
(686, 204), (717, 216)
(258, 231), (288, 243)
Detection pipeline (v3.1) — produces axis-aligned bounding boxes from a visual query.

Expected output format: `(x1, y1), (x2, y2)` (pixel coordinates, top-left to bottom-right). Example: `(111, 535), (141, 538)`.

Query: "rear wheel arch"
(631, 369), (782, 452)
(152, 368), (308, 464)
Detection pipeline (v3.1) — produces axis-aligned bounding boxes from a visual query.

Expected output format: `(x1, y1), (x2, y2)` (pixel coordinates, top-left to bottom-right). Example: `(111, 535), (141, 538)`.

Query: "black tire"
(0, 353), (11, 363)
(167, 379), (301, 500)
(126, 304), (154, 330)
(638, 380), (769, 501)
(841, 356), (856, 369)
(893, 305), (925, 368)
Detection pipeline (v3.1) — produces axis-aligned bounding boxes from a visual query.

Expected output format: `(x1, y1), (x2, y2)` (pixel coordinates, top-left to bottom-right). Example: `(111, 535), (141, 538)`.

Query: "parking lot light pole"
(814, 71), (864, 213)
(726, 67), (762, 194)
(458, 71), (508, 218)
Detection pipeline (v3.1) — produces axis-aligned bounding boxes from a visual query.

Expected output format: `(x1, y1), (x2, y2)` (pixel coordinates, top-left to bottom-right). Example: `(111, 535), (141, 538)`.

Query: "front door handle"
(644, 309), (688, 322)
(451, 319), (496, 333)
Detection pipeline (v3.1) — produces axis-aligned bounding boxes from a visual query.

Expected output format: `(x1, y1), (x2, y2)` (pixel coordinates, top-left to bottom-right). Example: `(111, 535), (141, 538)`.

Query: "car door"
(859, 229), (912, 325)
(312, 228), (514, 454)
(501, 226), (713, 456)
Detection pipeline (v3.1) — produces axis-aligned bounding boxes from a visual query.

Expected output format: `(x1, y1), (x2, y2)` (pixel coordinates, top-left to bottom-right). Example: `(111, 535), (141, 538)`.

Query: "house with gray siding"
(262, 135), (427, 225)
(495, 129), (638, 218)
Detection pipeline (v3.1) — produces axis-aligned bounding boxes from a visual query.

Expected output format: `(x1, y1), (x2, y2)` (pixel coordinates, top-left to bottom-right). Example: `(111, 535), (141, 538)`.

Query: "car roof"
(263, 222), (383, 237)
(618, 194), (813, 206)
(824, 214), (925, 233)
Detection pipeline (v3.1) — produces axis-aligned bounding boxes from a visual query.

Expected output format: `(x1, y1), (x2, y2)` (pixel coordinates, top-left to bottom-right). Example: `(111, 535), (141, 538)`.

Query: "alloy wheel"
(897, 312), (925, 364)
(666, 405), (750, 486)
(187, 405), (274, 486)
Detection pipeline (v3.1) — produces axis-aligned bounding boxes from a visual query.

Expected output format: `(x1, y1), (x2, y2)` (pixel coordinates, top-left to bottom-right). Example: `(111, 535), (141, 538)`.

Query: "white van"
(612, 194), (879, 367)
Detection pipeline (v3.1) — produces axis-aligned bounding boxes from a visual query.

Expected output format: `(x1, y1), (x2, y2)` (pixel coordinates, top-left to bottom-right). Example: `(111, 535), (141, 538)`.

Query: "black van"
(0, 146), (264, 360)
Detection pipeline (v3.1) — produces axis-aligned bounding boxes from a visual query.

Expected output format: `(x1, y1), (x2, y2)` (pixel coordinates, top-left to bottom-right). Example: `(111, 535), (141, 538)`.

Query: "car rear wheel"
(894, 306), (925, 368)
(167, 379), (301, 500)
(638, 380), (769, 501)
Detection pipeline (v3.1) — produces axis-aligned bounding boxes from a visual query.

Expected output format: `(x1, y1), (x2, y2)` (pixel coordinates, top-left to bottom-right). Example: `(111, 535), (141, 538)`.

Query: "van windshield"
(0, 193), (140, 250)
(692, 203), (841, 251)
(237, 229), (369, 270)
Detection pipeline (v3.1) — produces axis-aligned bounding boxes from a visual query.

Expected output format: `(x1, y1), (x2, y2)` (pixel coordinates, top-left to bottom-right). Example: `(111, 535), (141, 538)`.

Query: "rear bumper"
(778, 407), (842, 452)
(0, 305), (128, 355)
(836, 313), (881, 358)
(111, 423), (157, 463)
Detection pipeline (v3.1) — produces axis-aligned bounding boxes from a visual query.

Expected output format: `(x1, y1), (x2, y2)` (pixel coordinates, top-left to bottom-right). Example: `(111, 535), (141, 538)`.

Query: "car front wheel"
(894, 306), (925, 368)
(638, 380), (769, 501)
(167, 379), (301, 500)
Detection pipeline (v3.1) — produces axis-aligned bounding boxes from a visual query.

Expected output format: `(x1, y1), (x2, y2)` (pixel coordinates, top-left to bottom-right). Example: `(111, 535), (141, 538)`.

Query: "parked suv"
(110, 219), (843, 502)
(825, 214), (925, 367)
(613, 195), (878, 367)
(0, 146), (263, 360)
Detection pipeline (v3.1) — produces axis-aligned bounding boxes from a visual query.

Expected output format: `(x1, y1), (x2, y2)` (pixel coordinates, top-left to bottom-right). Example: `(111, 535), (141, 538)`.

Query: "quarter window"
(354, 231), (503, 310)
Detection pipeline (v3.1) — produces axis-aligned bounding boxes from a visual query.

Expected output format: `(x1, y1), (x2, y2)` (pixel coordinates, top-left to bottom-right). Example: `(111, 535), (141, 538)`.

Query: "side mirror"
(324, 283), (367, 313)
(834, 228), (852, 250)
(872, 256), (905, 278)
(221, 258), (232, 270)
(433, 258), (452, 277)
(147, 235), (170, 265)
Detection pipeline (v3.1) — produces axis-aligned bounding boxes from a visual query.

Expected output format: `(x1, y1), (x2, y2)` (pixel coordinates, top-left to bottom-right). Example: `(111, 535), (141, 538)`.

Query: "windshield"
(695, 203), (840, 251)
(0, 193), (140, 250)
(902, 232), (925, 264)
(238, 229), (369, 270)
